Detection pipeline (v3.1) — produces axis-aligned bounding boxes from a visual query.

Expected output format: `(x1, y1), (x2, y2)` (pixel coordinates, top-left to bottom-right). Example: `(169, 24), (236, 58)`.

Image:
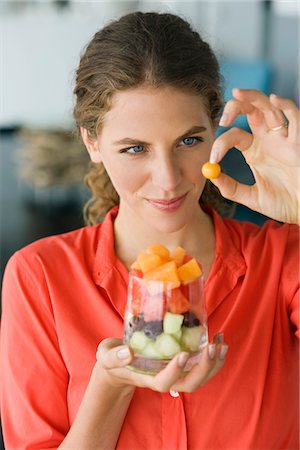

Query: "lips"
(146, 193), (188, 212)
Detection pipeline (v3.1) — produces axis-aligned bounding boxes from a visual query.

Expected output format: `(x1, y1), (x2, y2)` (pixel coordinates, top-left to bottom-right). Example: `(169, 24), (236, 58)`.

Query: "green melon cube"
(172, 329), (182, 342)
(163, 312), (184, 334)
(155, 333), (181, 358)
(141, 341), (162, 359)
(129, 331), (149, 352)
(181, 326), (204, 352)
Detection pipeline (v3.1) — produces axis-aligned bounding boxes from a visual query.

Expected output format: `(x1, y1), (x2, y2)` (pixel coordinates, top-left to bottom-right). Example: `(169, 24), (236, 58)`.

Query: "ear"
(80, 127), (102, 163)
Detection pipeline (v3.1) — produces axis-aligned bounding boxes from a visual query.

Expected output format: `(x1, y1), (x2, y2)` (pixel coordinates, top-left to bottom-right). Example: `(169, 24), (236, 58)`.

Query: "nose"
(150, 152), (181, 192)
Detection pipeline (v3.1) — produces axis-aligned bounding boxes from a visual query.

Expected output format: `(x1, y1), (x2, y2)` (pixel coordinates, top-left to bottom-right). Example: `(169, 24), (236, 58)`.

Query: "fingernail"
(117, 346), (131, 360)
(219, 113), (229, 126)
(178, 352), (189, 368)
(213, 332), (224, 345)
(208, 344), (216, 359)
(219, 345), (229, 360)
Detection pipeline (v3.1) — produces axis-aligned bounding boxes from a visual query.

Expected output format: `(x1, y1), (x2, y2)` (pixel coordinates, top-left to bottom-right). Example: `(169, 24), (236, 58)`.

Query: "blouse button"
(169, 389), (179, 398)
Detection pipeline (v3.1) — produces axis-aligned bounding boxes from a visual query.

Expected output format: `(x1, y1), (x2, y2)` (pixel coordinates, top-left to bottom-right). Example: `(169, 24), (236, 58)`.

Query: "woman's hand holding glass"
(95, 335), (228, 394)
(210, 89), (300, 225)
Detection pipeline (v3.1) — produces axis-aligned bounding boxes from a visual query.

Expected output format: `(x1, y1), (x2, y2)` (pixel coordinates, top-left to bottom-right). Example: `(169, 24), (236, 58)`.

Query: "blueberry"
(183, 311), (200, 327)
(128, 314), (145, 332)
(144, 320), (163, 339)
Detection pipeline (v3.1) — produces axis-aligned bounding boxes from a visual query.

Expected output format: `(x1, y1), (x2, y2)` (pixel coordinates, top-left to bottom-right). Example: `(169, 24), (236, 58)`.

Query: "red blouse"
(1, 206), (299, 449)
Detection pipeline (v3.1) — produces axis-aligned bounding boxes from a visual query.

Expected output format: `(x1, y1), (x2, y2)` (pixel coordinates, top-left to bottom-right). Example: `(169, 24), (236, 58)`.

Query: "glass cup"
(123, 272), (208, 374)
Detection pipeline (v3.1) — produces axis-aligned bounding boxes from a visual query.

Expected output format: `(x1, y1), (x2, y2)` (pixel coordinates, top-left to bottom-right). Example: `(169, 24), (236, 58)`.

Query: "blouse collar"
(93, 205), (247, 318)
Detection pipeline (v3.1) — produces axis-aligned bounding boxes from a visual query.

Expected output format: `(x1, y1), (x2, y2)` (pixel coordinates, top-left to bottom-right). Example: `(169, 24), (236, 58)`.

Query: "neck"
(113, 204), (215, 275)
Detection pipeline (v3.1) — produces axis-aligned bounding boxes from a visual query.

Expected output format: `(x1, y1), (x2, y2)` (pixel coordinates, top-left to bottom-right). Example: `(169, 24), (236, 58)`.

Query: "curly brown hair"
(74, 11), (233, 225)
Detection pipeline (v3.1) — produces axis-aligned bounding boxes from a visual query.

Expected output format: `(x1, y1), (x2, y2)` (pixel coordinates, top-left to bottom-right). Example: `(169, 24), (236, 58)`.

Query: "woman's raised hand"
(210, 89), (300, 224)
(95, 335), (228, 394)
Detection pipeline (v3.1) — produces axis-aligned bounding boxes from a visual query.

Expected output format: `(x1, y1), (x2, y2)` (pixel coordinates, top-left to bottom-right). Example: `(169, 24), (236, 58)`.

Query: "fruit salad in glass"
(124, 244), (208, 374)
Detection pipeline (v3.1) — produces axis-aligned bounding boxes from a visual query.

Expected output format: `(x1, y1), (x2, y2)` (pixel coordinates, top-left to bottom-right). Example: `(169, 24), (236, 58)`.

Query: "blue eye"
(125, 145), (144, 154)
(181, 137), (202, 146)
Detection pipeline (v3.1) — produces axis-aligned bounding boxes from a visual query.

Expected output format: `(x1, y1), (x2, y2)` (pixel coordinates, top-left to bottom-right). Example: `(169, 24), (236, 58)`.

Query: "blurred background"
(0, 0), (298, 447)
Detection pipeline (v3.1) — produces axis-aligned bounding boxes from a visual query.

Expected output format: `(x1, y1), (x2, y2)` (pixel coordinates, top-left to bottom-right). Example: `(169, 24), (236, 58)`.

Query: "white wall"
(0, 1), (297, 129)
(142, 0), (265, 59)
(0, 2), (139, 128)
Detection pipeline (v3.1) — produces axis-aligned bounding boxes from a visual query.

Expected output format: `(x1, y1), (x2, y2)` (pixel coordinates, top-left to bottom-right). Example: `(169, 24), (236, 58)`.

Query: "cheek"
(104, 161), (145, 195)
(186, 147), (212, 184)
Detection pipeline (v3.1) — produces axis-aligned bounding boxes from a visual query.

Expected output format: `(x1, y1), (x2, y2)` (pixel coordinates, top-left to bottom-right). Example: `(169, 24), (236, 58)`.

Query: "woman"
(1, 11), (299, 450)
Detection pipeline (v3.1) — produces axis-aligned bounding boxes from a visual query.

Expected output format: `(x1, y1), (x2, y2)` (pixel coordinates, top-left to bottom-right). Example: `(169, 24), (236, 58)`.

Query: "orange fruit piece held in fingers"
(201, 162), (221, 179)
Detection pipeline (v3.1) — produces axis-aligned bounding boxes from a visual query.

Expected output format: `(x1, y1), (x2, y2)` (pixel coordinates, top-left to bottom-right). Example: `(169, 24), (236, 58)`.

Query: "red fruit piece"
(143, 292), (167, 322)
(130, 277), (146, 315)
(167, 288), (190, 314)
(130, 269), (143, 278)
(131, 299), (142, 315)
(182, 254), (193, 264)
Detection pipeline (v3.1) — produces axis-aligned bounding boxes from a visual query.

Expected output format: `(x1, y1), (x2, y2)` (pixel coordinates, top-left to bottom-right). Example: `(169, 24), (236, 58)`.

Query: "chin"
(147, 216), (189, 235)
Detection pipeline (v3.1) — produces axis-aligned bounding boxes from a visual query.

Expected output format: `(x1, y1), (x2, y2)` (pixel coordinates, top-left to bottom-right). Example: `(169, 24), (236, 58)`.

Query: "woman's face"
(84, 85), (215, 233)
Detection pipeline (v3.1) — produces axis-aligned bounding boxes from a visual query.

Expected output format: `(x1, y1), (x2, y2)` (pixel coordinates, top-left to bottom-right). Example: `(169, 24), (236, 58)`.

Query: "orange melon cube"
(172, 246), (186, 267)
(131, 259), (142, 270)
(143, 260), (181, 294)
(137, 252), (162, 274)
(177, 258), (202, 284)
(146, 243), (170, 261)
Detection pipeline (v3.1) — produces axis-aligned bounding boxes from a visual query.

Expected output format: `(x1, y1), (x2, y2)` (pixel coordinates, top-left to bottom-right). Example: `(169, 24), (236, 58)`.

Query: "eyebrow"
(112, 125), (207, 146)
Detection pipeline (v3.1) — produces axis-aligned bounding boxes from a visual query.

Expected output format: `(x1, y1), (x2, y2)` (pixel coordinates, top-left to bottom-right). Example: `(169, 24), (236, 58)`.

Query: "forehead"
(101, 85), (211, 133)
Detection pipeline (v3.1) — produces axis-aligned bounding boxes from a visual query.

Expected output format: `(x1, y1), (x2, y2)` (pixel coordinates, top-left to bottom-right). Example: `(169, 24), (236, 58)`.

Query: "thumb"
(96, 338), (134, 369)
(210, 173), (257, 209)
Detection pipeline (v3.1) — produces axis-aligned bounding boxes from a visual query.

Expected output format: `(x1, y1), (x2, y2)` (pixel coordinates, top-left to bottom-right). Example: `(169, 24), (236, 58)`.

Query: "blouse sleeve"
(284, 224), (300, 339)
(0, 251), (70, 449)
(288, 289), (299, 339)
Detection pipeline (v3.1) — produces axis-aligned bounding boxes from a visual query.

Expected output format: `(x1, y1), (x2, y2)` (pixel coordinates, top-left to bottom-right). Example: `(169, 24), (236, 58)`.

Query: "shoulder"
(4, 206), (119, 286)
(221, 216), (299, 253)
(219, 216), (299, 292)
(5, 223), (103, 279)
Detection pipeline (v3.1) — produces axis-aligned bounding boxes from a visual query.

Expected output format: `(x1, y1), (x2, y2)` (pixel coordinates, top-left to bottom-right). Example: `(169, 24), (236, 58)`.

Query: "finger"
(171, 344), (228, 393)
(219, 98), (255, 127)
(219, 98), (267, 134)
(147, 352), (190, 393)
(210, 172), (259, 211)
(97, 339), (133, 369)
(97, 338), (123, 357)
(107, 351), (190, 392)
(269, 94), (300, 143)
(205, 344), (228, 381)
(120, 352), (189, 392)
(232, 88), (287, 131)
(210, 127), (253, 163)
(213, 331), (225, 345)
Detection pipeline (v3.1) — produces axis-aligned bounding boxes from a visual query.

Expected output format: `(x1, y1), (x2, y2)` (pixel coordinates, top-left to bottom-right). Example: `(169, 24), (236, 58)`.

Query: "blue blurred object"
(220, 60), (273, 131)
